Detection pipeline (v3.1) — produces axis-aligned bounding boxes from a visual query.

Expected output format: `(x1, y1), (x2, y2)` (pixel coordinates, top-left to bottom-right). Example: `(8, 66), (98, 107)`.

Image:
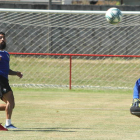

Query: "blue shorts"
(0, 75), (12, 99)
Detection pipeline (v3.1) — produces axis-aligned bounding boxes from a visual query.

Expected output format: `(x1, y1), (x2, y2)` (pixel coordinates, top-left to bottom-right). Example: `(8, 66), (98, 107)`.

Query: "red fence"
(9, 52), (140, 89)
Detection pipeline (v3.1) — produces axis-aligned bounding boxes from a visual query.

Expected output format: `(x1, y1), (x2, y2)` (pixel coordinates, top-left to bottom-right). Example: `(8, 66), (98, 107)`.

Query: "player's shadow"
(10, 127), (92, 132)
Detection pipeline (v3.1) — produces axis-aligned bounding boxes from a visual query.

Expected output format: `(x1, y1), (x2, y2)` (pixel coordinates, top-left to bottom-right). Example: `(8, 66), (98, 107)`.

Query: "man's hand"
(0, 56), (2, 61)
(16, 72), (23, 78)
(9, 69), (23, 78)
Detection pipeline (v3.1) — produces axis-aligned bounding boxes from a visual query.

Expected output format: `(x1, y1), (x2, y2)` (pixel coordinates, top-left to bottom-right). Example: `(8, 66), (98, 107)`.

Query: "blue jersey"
(0, 50), (10, 79)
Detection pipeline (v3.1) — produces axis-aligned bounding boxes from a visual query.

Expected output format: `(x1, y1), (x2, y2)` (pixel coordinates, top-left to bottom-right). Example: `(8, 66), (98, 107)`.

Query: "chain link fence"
(0, 9), (139, 89)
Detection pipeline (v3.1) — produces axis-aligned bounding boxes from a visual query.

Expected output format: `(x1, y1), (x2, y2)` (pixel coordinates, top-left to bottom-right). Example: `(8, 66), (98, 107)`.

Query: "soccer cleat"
(4, 124), (17, 129)
(0, 124), (8, 131)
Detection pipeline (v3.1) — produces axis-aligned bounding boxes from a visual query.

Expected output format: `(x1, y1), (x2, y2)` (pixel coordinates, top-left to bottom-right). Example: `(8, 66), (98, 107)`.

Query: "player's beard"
(0, 41), (6, 50)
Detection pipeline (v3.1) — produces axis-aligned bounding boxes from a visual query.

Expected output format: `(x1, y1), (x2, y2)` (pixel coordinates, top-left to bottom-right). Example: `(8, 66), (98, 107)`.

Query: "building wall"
(123, 0), (140, 6)
(2, 0), (140, 5)
(0, 1), (140, 11)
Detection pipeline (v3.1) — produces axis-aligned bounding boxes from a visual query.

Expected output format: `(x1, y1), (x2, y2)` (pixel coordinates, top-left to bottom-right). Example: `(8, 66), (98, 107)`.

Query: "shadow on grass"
(10, 127), (92, 132)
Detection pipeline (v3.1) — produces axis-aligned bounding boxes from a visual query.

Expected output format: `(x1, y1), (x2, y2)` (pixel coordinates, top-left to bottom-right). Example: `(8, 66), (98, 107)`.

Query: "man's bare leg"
(0, 101), (7, 130)
(0, 104), (6, 111)
(1, 91), (17, 129)
(2, 91), (15, 120)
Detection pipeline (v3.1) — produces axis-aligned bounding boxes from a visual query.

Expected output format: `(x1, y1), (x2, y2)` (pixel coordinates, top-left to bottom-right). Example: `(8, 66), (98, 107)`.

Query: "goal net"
(0, 8), (140, 89)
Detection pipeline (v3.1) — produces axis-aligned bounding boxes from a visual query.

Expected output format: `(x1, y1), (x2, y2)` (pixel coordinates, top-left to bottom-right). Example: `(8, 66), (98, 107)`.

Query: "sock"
(6, 119), (11, 126)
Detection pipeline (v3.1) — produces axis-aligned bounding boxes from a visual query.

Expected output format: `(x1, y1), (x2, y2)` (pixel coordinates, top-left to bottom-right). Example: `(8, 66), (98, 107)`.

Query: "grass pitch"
(0, 88), (139, 140)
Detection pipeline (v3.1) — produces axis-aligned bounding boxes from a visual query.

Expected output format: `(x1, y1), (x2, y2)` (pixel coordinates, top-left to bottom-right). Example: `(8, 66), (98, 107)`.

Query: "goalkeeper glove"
(132, 99), (140, 107)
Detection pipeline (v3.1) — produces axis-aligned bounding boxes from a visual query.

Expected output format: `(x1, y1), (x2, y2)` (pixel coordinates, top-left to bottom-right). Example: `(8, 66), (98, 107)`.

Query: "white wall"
(62, 0), (72, 4)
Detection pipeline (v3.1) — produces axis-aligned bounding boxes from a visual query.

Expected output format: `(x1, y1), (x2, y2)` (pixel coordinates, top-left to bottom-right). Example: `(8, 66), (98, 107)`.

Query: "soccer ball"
(105, 7), (122, 25)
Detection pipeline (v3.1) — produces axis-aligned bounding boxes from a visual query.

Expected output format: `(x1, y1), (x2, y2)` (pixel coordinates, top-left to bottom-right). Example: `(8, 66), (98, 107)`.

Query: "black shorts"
(0, 75), (12, 99)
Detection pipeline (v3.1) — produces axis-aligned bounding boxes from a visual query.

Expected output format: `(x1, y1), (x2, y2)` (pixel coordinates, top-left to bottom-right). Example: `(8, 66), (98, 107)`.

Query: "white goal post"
(0, 8), (140, 89)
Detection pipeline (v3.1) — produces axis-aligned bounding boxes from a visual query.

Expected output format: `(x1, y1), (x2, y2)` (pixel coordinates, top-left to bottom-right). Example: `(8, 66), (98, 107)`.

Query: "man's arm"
(9, 69), (23, 78)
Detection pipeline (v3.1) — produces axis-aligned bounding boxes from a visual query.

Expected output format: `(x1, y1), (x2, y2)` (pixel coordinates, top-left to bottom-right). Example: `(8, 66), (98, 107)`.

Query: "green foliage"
(116, 1), (121, 5)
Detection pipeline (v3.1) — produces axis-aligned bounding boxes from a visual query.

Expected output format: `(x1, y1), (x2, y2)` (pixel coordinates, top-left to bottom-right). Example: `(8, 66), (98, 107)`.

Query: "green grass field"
(0, 88), (140, 140)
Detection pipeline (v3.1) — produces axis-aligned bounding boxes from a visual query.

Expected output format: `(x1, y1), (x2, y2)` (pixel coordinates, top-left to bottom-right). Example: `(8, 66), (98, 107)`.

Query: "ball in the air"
(105, 7), (122, 25)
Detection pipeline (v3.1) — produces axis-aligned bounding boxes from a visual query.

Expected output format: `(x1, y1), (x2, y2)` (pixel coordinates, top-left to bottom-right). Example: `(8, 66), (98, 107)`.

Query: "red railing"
(9, 52), (140, 89)
(9, 52), (140, 57)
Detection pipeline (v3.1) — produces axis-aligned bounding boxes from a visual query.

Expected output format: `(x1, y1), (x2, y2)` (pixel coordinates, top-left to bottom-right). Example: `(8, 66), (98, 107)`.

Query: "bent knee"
(11, 102), (15, 109)
(7, 101), (15, 109)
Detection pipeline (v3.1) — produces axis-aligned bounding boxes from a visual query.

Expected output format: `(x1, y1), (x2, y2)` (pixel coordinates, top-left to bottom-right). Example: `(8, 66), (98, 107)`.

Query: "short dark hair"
(0, 32), (5, 36)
